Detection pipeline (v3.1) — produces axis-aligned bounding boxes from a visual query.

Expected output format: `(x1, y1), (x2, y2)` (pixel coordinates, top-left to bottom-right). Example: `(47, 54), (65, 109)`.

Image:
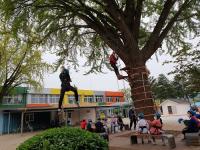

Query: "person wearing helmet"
(182, 110), (199, 139)
(136, 113), (149, 134)
(148, 112), (163, 144)
(109, 51), (127, 80)
(191, 105), (200, 119)
(58, 66), (79, 111)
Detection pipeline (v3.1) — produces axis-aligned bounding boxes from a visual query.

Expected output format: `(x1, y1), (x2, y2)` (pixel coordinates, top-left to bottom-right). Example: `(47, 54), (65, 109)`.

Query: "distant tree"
(166, 44), (200, 98)
(0, 0), (199, 118)
(0, 23), (51, 103)
(121, 88), (131, 102)
(152, 74), (176, 101)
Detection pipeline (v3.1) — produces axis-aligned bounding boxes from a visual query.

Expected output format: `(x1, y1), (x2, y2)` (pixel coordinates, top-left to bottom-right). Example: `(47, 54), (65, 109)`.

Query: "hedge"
(17, 127), (108, 150)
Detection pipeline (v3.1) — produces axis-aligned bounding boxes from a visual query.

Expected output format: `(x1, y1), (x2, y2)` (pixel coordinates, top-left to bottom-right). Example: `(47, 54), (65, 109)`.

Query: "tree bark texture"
(127, 66), (155, 120)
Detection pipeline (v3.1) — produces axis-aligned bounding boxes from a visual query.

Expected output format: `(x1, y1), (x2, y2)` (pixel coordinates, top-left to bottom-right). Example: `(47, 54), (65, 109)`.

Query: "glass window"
(106, 97), (112, 102)
(84, 96), (95, 103)
(95, 95), (104, 102)
(25, 113), (34, 122)
(68, 95), (75, 104)
(31, 94), (48, 104)
(167, 106), (173, 114)
(116, 97), (120, 102)
(68, 95), (80, 104)
(2, 95), (23, 104)
(49, 95), (60, 104)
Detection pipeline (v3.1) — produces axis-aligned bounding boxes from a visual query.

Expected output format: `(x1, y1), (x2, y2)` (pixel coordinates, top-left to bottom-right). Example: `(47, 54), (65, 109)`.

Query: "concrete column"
(21, 112), (24, 135)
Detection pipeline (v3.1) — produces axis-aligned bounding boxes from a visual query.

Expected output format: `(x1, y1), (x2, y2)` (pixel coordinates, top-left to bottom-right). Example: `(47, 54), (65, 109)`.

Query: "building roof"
(160, 98), (190, 105)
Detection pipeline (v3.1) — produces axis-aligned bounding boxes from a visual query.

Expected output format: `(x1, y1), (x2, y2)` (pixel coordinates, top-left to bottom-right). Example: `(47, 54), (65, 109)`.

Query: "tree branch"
(144, 0), (193, 60)
(134, 0), (145, 43)
(141, 0), (177, 54)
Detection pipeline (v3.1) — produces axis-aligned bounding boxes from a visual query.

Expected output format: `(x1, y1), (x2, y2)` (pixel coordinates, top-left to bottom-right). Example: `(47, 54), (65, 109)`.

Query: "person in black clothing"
(129, 107), (137, 130)
(117, 115), (124, 131)
(95, 118), (105, 133)
(58, 66), (79, 111)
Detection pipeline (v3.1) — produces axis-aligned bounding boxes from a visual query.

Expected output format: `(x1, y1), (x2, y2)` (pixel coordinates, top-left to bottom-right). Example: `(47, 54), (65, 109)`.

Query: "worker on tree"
(58, 66), (79, 111)
(109, 51), (127, 80)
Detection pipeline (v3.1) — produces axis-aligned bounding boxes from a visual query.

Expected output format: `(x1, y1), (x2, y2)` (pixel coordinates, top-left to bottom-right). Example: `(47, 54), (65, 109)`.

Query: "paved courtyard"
(0, 116), (194, 150)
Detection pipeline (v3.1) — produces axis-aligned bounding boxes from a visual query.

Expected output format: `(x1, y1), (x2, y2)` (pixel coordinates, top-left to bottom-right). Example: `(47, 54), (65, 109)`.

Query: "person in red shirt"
(109, 52), (126, 80)
(80, 119), (87, 129)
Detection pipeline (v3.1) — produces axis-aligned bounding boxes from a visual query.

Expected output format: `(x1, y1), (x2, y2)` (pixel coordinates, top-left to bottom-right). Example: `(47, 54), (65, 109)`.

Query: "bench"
(130, 133), (176, 149)
(185, 132), (200, 146)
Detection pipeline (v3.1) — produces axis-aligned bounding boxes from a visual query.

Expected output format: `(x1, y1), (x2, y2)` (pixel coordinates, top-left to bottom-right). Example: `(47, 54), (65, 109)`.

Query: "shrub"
(17, 127), (108, 150)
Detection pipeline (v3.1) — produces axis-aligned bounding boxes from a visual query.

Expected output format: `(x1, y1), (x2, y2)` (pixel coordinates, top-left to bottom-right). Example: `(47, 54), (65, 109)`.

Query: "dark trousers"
(58, 84), (78, 109)
(111, 63), (120, 76)
(182, 127), (199, 138)
(130, 119), (137, 130)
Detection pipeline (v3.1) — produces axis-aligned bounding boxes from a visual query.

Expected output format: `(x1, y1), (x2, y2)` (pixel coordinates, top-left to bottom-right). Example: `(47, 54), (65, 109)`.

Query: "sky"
(43, 53), (175, 91)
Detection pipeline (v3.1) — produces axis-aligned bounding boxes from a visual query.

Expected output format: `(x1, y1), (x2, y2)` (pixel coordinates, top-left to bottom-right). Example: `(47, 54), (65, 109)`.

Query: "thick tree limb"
(141, 0), (177, 55)
(134, 0), (145, 43)
(103, 0), (139, 53)
(144, 0), (192, 60)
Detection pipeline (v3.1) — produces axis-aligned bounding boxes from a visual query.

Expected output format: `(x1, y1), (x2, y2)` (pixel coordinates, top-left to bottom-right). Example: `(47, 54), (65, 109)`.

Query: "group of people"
(80, 115), (125, 134)
(179, 105), (200, 139)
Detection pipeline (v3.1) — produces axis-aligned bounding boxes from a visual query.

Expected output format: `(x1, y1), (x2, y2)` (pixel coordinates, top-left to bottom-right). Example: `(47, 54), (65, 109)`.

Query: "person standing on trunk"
(58, 66), (79, 111)
(129, 107), (137, 130)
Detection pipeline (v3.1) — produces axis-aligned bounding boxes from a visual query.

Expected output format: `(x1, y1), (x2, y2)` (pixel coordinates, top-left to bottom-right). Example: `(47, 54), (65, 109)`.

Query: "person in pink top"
(148, 113), (164, 145)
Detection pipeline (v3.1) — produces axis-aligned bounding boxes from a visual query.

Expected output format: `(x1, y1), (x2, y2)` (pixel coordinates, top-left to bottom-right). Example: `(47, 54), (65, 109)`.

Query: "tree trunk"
(127, 65), (155, 120)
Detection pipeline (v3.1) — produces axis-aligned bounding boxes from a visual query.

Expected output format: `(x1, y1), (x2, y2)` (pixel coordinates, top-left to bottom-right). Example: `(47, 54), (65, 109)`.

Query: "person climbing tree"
(109, 51), (127, 80)
(58, 66), (79, 111)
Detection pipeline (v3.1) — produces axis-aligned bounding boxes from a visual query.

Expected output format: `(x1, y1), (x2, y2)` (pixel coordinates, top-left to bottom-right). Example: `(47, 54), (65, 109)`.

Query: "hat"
(138, 113), (144, 119)
(187, 110), (196, 116)
(155, 112), (161, 119)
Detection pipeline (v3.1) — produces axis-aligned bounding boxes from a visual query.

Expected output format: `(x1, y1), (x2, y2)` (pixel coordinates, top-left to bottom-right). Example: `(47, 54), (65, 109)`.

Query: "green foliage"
(165, 43), (200, 94)
(0, 0), (199, 72)
(0, 20), (51, 101)
(151, 74), (177, 101)
(150, 73), (199, 102)
(17, 127), (108, 150)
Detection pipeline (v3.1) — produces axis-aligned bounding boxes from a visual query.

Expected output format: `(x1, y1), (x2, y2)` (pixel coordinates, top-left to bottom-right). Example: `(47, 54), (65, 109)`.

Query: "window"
(2, 95), (23, 104)
(31, 94), (48, 104)
(160, 106), (163, 114)
(84, 96), (95, 103)
(68, 95), (75, 104)
(49, 95), (60, 104)
(116, 97), (120, 102)
(95, 95), (104, 102)
(167, 106), (173, 114)
(68, 95), (80, 104)
(25, 113), (34, 122)
(106, 97), (112, 102)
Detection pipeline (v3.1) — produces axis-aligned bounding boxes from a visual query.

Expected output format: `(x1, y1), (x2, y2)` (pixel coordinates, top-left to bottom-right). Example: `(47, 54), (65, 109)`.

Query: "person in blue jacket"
(191, 105), (200, 119)
(182, 110), (199, 140)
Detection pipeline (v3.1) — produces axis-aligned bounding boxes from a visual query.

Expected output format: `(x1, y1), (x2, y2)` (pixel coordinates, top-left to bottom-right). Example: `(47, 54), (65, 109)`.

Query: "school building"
(0, 87), (129, 135)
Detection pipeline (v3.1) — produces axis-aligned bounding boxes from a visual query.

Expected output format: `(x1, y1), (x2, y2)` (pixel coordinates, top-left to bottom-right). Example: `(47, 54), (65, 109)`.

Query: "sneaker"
(152, 141), (156, 145)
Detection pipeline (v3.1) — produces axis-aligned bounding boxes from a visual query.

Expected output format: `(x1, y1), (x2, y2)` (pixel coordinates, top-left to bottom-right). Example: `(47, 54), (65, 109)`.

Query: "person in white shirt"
(135, 113), (150, 144)
(136, 113), (149, 134)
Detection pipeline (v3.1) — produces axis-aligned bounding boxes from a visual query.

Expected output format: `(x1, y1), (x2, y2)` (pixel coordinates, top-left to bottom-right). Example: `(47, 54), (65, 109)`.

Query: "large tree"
(0, 0), (199, 119)
(0, 22), (51, 103)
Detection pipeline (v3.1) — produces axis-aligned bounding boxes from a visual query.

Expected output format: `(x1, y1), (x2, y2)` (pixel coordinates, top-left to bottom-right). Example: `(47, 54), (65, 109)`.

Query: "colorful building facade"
(0, 87), (128, 134)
